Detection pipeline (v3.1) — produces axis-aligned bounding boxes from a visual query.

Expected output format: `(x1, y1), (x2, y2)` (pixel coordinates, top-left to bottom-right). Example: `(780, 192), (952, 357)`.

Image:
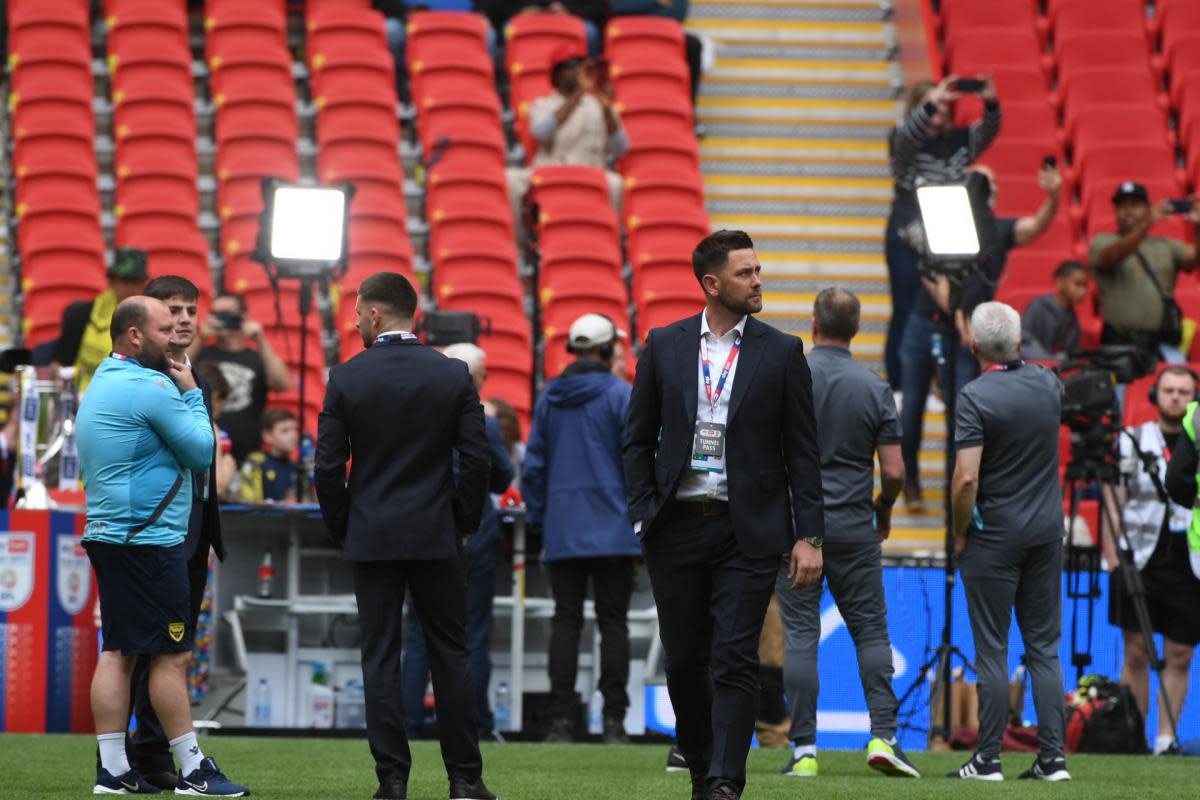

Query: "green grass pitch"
(1, 735), (1195, 799)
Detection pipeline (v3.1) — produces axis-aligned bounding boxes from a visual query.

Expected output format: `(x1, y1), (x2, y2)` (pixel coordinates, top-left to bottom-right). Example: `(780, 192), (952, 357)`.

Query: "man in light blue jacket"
(78, 296), (248, 797)
(523, 313), (639, 744)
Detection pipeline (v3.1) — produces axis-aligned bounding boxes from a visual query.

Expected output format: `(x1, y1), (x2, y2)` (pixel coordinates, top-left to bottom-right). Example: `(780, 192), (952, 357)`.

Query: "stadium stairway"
(688, 0), (945, 554)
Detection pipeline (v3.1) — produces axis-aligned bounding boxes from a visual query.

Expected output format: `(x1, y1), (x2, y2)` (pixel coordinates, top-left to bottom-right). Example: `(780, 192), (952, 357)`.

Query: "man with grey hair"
(949, 301), (1069, 782)
(776, 287), (917, 779)
(402, 340), (514, 742)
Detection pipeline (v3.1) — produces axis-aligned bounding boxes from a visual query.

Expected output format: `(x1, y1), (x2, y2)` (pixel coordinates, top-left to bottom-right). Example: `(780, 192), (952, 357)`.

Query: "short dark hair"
(813, 287), (860, 341)
(1157, 365), (1198, 392)
(215, 292), (247, 313)
(260, 407), (296, 432)
(906, 79), (936, 114)
(110, 298), (150, 342)
(692, 230), (755, 287)
(144, 275), (200, 303)
(1053, 260), (1086, 280)
(194, 362), (230, 399)
(358, 272), (418, 320)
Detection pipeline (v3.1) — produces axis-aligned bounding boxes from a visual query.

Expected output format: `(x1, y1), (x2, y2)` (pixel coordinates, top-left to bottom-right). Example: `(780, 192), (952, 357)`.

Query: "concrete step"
(690, 0), (891, 23)
(687, 19), (895, 50)
(701, 136), (889, 166)
(708, 211), (885, 239)
(696, 95), (898, 127)
(708, 57), (897, 88)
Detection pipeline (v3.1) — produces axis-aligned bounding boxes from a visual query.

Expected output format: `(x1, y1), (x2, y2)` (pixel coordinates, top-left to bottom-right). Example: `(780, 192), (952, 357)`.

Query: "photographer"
(1089, 182), (1200, 368)
(899, 162), (1060, 511)
(886, 75), (1000, 400)
(190, 294), (292, 463)
(506, 45), (627, 241)
(949, 302), (1069, 782)
(1123, 366), (1200, 756)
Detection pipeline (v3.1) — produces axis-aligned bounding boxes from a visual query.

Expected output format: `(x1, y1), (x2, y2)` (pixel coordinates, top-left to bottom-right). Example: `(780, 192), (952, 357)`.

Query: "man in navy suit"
(624, 230), (825, 800)
(315, 272), (495, 800)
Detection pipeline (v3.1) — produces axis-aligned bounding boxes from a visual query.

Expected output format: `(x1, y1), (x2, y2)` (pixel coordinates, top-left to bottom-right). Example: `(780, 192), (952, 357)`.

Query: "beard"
(140, 344), (171, 374)
(718, 285), (762, 317)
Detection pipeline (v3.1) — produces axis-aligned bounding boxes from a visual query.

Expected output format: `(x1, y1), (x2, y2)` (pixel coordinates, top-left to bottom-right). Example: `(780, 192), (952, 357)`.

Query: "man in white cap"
(522, 313), (640, 743)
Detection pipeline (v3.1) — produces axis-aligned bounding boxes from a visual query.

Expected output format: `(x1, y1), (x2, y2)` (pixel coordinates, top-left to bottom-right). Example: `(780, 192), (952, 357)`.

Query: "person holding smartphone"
(505, 45), (628, 243)
(190, 293), (293, 464)
(1090, 181), (1200, 370)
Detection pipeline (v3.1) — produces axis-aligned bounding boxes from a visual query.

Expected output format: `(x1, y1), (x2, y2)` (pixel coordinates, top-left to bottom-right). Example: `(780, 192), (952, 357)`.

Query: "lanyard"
(374, 332), (418, 346)
(984, 359), (1024, 373)
(110, 353), (142, 367)
(700, 332), (741, 417)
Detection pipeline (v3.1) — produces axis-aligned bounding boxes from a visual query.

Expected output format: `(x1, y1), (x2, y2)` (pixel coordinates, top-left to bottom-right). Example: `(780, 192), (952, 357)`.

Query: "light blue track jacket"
(77, 355), (214, 546)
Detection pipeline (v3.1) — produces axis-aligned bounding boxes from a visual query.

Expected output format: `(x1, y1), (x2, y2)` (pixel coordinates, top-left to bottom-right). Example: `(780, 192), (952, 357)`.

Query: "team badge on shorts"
(169, 622), (185, 642)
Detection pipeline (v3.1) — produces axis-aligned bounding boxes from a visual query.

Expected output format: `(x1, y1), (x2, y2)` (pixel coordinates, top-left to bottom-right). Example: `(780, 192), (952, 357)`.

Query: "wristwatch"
(799, 535), (823, 549)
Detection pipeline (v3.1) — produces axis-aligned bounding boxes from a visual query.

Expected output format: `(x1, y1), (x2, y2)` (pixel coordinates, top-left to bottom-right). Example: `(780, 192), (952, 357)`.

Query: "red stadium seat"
(17, 194), (101, 247)
(11, 129), (95, 176)
(1162, 2), (1200, 71)
(405, 11), (491, 64)
(421, 127), (508, 173)
(957, 101), (1056, 144)
(1049, 0), (1152, 42)
(214, 96), (298, 148)
(540, 247), (624, 287)
(308, 50), (396, 102)
(1076, 145), (1179, 203)
(428, 203), (512, 256)
(307, 3), (388, 54)
(978, 141), (1065, 182)
(11, 91), (93, 138)
(1167, 35), (1200, 107)
(615, 90), (694, 143)
(1054, 32), (1154, 79)
(941, 0), (1042, 44)
(13, 161), (96, 210)
(620, 131), (700, 178)
(425, 167), (509, 218)
(638, 291), (705, 335)
(1071, 108), (1173, 158)
(605, 16), (684, 65)
(204, 2), (287, 62)
(1060, 69), (1166, 138)
(105, 2), (189, 54)
(542, 281), (629, 338)
(1001, 250), (1069, 289)
(315, 93), (399, 145)
(530, 165), (611, 211)
(612, 60), (690, 102)
(9, 3), (90, 59)
(623, 173), (706, 221)
(318, 134), (404, 187)
(1175, 74), (1200, 149)
(417, 95), (505, 154)
(20, 228), (106, 291)
(8, 50), (92, 109)
(132, 233), (213, 293)
(945, 30), (1048, 76)
(408, 50), (495, 101)
(538, 207), (620, 256)
(626, 211), (709, 261)
(208, 49), (293, 99)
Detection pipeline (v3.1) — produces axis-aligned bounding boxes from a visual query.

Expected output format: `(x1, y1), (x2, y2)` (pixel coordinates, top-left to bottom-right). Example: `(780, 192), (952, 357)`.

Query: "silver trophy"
(14, 365), (80, 509)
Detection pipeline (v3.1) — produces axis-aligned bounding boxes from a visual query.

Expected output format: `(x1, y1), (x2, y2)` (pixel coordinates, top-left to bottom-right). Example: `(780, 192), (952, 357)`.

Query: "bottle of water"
(253, 677), (272, 727)
(299, 432), (316, 498)
(494, 681), (511, 732)
(587, 689), (603, 735)
(258, 550), (274, 598)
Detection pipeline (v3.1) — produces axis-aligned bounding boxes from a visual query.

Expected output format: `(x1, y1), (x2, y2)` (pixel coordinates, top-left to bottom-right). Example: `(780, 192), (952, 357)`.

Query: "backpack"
(1065, 675), (1147, 754)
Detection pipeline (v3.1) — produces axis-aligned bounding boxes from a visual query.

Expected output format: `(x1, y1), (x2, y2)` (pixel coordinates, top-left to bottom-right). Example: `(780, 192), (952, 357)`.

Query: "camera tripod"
(1063, 434), (1180, 747)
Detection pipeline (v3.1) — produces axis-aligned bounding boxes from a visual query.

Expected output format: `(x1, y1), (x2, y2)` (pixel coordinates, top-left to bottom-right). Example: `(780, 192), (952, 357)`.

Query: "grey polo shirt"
(954, 363), (1063, 548)
(809, 345), (900, 543)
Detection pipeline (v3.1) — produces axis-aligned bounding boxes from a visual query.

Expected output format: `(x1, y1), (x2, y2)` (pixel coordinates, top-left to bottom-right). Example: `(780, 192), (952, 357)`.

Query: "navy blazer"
(315, 338), (490, 562)
(622, 313), (825, 558)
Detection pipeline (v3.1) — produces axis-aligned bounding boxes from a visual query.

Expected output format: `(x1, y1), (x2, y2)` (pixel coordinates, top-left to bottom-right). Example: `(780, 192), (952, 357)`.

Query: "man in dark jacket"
(523, 312), (640, 743)
(315, 272), (495, 800)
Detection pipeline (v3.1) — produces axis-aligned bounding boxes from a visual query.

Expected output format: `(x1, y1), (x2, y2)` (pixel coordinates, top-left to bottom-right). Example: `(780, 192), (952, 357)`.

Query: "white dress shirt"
(676, 313), (747, 502)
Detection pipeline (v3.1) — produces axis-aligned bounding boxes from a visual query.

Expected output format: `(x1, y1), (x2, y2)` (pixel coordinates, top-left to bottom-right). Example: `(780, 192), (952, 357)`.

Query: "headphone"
(1148, 365), (1200, 405)
(565, 314), (618, 361)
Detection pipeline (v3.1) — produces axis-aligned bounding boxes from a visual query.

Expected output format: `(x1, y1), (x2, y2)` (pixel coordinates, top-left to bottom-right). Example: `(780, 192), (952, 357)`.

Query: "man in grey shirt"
(950, 301), (1069, 782)
(775, 288), (919, 780)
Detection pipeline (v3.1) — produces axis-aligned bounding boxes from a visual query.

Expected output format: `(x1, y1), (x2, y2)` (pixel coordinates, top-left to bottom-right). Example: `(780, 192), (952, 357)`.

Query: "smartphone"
(214, 311), (243, 330)
(1042, 155), (1057, 169)
(591, 57), (611, 93)
(953, 77), (986, 93)
(1169, 199), (1193, 214)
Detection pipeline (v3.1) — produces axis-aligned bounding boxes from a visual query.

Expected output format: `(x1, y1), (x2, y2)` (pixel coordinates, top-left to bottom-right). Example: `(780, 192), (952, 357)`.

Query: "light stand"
(252, 178), (354, 501)
(896, 176), (992, 744)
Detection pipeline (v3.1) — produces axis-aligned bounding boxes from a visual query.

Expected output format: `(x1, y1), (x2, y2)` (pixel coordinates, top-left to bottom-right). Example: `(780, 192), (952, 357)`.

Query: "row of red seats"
(606, 18), (707, 335)
(10, 0), (106, 345)
(406, 11), (533, 420)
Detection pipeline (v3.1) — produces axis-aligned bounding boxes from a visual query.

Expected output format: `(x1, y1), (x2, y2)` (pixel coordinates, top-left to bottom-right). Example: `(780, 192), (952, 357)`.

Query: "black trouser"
(684, 33), (703, 104)
(353, 557), (482, 787)
(642, 510), (778, 797)
(547, 556), (636, 721)
(104, 538), (210, 775)
(959, 537), (1066, 762)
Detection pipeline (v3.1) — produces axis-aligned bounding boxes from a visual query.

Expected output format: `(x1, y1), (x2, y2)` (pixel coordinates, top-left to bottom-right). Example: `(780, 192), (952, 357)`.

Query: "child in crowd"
(235, 408), (302, 503)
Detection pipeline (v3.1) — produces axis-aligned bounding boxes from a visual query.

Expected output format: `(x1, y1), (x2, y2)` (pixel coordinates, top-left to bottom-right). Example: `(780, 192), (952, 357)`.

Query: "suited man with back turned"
(623, 230), (825, 800)
(315, 272), (496, 800)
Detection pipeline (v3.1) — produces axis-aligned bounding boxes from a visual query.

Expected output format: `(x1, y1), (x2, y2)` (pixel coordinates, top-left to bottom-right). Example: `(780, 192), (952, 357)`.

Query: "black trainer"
(139, 770), (178, 792)
(1018, 756), (1071, 782)
(947, 753), (1003, 781)
(543, 717), (574, 744)
(449, 777), (496, 800)
(666, 745), (689, 773)
(602, 715), (630, 745)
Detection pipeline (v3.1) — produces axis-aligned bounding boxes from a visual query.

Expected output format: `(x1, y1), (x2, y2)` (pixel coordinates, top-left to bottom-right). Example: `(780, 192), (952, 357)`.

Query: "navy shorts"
(85, 540), (193, 655)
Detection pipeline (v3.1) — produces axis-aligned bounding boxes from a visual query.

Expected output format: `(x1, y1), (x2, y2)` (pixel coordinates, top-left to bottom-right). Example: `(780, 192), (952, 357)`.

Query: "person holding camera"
(949, 301), (1069, 782)
(885, 75), (1000, 402)
(506, 45), (628, 241)
(1118, 366), (1200, 755)
(1090, 182), (1200, 369)
(189, 293), (292, 463)
(522, 313), (639, 744)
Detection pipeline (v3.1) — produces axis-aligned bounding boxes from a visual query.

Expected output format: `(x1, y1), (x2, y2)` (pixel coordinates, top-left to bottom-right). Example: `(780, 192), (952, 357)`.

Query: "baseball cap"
(568, 313), (617, 351)
(109, 247), (149, 280)
(548, 43), (586, 72)
(1112, 181), (1150, 204)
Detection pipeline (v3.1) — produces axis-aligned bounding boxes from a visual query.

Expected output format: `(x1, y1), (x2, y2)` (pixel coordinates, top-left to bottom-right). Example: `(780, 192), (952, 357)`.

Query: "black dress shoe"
(140, 769), (179, 791)
(690, 772), (707, 800)
(708, 784), (740, 800)
(373, 777), (408, 799)
(449, 776), (497, 800)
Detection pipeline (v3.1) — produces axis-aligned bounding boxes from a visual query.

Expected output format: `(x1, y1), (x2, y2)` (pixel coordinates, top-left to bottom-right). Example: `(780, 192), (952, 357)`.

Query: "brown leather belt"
(675, 500), (730, 517)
